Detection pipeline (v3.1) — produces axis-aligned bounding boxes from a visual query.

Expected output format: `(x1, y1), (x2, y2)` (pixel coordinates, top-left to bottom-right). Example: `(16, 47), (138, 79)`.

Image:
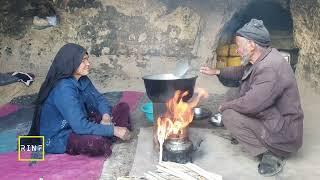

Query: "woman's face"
(74, 54), (90, 77)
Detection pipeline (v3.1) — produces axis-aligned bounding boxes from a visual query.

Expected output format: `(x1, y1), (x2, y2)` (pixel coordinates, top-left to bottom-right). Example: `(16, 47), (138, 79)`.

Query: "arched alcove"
(219, 0), (293, 46)
(215, 0), (298, 81)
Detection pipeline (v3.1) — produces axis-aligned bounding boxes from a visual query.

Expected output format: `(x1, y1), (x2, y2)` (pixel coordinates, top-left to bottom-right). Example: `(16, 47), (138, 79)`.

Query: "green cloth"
(0, 129), (17, 153)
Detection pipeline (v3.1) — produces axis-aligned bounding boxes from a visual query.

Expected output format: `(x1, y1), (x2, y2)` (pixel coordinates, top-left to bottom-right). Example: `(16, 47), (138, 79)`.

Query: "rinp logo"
(18, 136), (45, 161)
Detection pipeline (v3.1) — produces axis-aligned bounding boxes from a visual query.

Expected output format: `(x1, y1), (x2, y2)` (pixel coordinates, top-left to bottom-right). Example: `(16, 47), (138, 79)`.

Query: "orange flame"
(157, 88), (208, 141)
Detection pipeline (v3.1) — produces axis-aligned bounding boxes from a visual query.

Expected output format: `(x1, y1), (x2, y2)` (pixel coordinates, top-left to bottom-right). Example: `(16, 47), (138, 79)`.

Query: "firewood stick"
(161, 161), (189, 172)
(156, 165), (198, 180)
(144, 172), (160, 180)
(159, 141), (163, 163)
(156, 166), (189, 180)
(161, 161), (220, 179)
(158, 136), (164, 163)
(117, 176), (145, 180)
(161, 162), (195, 176)
(185, 163), (222, 180)
(148, 171), (167, 180)
(148, 171), (177, 180)
(155, 171), (179, 180)
(185, 163), (220, 180)
(160, 162), (203, 178)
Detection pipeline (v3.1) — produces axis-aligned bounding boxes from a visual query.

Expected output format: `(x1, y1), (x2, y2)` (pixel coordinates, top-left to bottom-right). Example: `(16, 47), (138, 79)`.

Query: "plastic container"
(140, 102), (154, 123)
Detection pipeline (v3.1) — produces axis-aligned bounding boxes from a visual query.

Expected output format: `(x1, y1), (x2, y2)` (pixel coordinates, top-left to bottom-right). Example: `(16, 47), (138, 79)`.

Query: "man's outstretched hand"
(200, 66), (220, 76)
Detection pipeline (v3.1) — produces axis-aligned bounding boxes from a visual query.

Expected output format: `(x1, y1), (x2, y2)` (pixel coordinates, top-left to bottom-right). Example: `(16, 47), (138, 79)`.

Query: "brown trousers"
(222, 88), (289, 157)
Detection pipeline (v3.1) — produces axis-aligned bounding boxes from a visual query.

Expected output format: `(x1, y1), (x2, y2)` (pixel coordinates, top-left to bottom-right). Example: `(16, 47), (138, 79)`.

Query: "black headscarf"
(28, 43), (87, 136)
(236, 19), (271, 47)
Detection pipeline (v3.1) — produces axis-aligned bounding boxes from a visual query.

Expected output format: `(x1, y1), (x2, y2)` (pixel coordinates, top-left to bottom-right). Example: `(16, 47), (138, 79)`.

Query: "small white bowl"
(209, 114), (224, 127)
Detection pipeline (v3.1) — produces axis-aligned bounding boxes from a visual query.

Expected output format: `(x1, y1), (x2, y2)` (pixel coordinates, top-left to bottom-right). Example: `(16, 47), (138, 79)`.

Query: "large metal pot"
(142, 74), (198, 103)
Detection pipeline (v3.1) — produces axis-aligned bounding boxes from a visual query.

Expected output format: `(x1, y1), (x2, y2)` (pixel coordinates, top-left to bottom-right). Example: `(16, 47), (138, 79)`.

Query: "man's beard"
(241, 55), (250, 65)
(241, 51), (250, 65)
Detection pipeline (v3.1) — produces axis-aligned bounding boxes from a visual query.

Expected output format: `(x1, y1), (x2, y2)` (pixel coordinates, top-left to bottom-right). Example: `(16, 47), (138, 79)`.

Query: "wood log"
(184, 163), (222, 180)
(148, 171), (168, 180)
(160, 162), (199, 177)
(144, 172), (160, 180)
(143, 161), (222, 180)
(117, 176), (146, 180)
(156, 165), (198, 180)
(154, 170), (180, 180)
(159, 141), (163, 163)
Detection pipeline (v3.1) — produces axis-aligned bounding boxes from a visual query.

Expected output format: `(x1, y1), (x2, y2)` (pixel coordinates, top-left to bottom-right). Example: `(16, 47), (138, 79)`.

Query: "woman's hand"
(200, 66), (220, 76)
(114, 126), (131, 141)
(101, 113), (111, 125)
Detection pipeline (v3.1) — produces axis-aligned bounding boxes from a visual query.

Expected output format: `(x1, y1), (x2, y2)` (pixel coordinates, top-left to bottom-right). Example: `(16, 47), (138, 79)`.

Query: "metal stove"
(142, 73), (198, 164)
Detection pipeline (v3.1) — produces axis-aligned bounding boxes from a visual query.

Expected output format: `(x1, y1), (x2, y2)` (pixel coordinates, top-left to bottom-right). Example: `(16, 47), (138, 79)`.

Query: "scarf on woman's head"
(29, 43), (86, 136)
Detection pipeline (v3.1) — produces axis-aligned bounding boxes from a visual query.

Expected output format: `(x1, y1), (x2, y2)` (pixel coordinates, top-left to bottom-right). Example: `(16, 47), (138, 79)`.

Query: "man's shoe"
(230, 137), (239, 145)
(258, 151), (285, 176)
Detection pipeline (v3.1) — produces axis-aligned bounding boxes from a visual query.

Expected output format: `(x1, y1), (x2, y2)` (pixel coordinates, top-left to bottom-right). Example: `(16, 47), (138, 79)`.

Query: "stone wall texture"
(0, 0), (244, 87)
(0, 0), (319, 92)
(291, 0), (320, 92)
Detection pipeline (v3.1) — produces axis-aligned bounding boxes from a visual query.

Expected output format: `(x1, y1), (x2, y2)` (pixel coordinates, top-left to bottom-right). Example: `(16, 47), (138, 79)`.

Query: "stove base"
(162, 138), (193, 164)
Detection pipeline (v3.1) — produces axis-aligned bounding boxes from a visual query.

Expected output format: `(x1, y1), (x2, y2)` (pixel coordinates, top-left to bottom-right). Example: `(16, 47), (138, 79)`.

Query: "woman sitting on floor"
(28, 43), (131, 157)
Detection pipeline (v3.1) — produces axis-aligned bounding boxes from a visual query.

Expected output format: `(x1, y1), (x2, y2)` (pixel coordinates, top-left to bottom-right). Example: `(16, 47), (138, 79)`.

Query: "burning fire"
(157, 88), (208, 142)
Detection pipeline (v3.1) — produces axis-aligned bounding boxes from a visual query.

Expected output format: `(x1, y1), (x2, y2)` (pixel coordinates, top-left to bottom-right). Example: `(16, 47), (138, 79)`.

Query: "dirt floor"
(1, 73), (319, 179)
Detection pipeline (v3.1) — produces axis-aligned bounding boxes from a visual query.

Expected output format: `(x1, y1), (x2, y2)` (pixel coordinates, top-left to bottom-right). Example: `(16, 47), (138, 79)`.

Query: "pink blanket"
(0, 152), (104, 180)
(0, 91), (144, 180)
(0, 104), (20, 118)
(119, 91), (144, 112)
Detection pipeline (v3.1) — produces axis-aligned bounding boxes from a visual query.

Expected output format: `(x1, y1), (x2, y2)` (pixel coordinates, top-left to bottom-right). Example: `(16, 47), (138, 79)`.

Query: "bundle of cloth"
(0, 72), (35, 86)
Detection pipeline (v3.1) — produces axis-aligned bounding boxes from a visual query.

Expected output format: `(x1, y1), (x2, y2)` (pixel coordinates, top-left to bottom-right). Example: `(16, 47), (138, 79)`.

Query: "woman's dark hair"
(28, 43), (87, 136)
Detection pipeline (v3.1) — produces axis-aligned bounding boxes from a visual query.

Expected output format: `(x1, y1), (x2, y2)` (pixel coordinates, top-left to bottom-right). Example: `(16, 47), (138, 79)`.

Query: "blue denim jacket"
(40, 76), (113, 154)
